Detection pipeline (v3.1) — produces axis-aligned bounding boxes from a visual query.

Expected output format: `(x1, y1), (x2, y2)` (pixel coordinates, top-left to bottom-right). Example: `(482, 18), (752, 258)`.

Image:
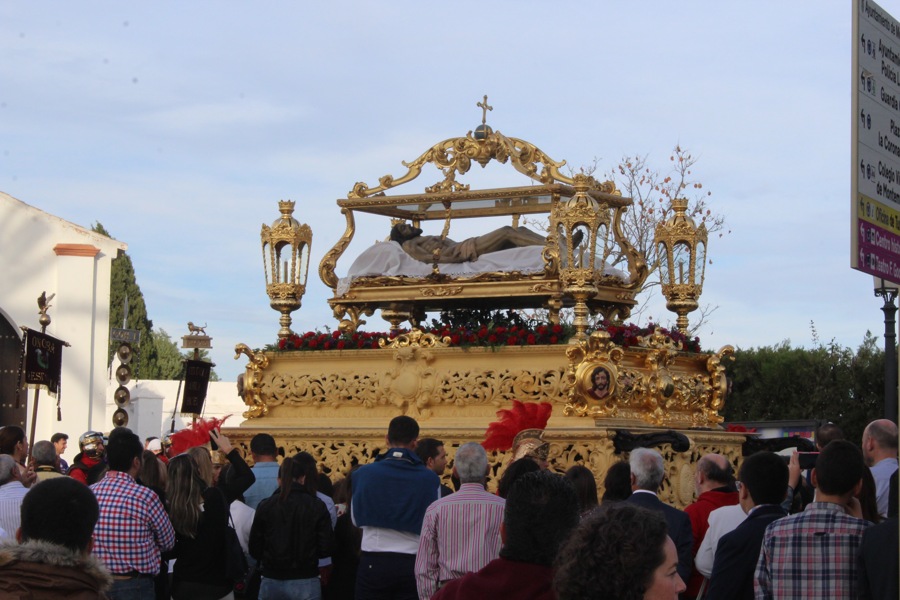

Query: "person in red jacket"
(67, 431), (107, 485)
(684, 453), (738, 597)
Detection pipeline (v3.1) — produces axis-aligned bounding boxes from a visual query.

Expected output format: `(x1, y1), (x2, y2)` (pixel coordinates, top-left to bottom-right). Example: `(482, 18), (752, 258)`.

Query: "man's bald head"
(695, 453), (734, 494)
(863, 419), (898, 466)
(864, 420), (898, 449)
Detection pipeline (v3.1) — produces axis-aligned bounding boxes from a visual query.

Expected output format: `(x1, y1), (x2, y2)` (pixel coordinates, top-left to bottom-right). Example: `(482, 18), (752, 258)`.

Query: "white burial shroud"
(336, 241), (627, 296)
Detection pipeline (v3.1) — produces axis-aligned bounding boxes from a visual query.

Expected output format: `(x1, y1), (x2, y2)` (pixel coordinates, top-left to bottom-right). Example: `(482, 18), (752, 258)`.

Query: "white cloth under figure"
(694, 503), (746, 577)
(337, 241), (627, 295)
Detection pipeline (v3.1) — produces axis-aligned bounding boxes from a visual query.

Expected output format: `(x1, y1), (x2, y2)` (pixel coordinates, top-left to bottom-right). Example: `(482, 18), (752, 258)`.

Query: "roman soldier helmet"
(482, 400), (552, 465)
(79, 431), (105, 459)
(160, 433), (174, 455)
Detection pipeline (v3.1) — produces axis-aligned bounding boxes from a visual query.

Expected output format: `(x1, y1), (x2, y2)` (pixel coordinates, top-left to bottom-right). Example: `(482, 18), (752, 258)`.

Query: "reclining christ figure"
(390, 222), (581, 264)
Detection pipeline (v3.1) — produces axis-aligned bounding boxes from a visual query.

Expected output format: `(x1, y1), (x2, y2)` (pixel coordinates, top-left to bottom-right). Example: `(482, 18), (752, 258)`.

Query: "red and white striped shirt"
(90, 470), (175, 575)
(415, 483), (505, 600)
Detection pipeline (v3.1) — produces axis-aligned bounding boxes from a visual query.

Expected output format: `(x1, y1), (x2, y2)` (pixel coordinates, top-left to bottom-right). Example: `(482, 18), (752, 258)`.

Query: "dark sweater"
(170, 486), (230, 588)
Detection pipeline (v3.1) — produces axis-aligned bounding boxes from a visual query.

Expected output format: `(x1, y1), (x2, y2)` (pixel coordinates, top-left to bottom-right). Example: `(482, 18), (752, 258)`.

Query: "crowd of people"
(0, 415), (895, 600)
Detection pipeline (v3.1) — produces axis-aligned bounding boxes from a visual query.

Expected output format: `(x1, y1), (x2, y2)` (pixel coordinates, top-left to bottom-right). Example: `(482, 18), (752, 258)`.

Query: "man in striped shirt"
(415, 442), (505, 600)
(90, 427), (175, 600)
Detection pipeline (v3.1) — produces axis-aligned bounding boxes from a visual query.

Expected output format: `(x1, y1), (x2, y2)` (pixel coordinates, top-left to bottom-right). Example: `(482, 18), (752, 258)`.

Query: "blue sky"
(0, 2), (887, 380)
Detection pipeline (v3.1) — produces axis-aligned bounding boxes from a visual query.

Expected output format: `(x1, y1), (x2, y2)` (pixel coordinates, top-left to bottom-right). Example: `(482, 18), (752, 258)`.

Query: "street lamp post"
(874, 276), (899, 423)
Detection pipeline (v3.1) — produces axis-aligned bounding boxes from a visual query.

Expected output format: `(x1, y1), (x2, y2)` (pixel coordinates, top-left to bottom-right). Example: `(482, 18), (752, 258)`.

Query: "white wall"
(106, 379), (246, 444)
(0, 191), (125, 466)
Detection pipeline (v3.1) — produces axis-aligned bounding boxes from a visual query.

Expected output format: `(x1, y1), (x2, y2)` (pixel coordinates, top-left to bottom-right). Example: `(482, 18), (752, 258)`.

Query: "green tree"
(93, 222), (158, 378)
(724, 330), (885, 444)
(140, 329), (220, 381)
(93, 224), (218, 381)
(143, 329), (184, 380)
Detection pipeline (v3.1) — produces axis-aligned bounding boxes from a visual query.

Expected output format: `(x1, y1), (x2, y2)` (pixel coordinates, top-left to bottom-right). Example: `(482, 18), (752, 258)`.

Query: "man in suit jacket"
(626, 448), (694, 583)
(857, 517), (898, 600)
(705, 452), (788, 600)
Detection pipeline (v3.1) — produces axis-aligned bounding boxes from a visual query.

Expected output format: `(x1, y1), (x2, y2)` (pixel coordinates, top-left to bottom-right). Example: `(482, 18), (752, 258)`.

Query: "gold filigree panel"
(258, 365), (569, 412)
(223, 427), (746, 510)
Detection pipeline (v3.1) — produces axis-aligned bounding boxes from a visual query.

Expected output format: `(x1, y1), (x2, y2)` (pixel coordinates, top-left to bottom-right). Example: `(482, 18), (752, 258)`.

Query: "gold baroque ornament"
(420, 286), (464, 297)
(564, 329), (732, 428)
(318, 207), (354, 290)
(233, 343), (270, 419)
(346, 127), (614, 200)
(377, 328), (451, 349)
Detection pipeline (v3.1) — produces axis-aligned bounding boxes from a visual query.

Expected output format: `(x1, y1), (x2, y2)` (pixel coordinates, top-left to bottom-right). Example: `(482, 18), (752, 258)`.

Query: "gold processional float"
(228, 99), (741, 507)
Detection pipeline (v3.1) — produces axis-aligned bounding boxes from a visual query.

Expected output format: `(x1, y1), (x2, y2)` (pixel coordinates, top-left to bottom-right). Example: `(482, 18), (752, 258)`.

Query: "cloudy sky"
(0, 2), (887, 381)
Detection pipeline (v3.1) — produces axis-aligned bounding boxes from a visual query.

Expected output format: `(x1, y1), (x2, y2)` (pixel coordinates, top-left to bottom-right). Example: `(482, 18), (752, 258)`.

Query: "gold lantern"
(654, 198), (707, 332)
(261, 200), (312, 339)
(554, 174), (612, 341)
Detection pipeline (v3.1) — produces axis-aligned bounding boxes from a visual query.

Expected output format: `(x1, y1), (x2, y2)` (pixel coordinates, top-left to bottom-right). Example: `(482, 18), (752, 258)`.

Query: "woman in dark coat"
(167, 453), (233, 600)
(249, 453), (334, 600)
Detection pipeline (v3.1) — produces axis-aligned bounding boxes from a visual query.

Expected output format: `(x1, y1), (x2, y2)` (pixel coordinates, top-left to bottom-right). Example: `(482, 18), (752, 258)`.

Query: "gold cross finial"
(477, 95), (493, 125)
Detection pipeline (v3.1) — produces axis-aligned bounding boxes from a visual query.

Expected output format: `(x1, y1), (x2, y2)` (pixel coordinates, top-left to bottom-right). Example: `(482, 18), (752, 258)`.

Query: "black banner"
(179, 359), (211, 414)
(23, 329), (64, 396)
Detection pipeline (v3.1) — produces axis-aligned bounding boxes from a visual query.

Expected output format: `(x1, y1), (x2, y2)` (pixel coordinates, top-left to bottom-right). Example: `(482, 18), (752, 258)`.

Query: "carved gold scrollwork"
(637, 328), (684, 351)
(319, 208), (355, 290)
(565, 331), (626, 418)
(706, 345), (735, 424)
(336, 305), (375, 334)
(642, 347), (677, 425)
(234, 343), (271, 419)
(378, 328), (451, 349)
(563, 329), (730, 428)
(612, 204), (649, 291)
(420, 286), (463, 297)
(346, 128), (618, 200)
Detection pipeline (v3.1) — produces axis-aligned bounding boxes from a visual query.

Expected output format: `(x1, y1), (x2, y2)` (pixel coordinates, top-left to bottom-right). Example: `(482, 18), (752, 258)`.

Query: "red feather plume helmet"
(168, 416), (230, 456)
(482, 400), (552, 463)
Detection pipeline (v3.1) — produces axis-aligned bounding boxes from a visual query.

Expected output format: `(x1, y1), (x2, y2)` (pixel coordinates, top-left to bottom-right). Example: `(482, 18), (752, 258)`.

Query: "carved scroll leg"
(545, 296), (563, 326)
(336, 306), (374, 334)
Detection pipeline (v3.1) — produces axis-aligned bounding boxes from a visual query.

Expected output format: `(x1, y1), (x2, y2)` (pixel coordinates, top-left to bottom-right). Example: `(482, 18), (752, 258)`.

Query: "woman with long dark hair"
(249, 453), (334, 600)
(167, 453), (233, 600)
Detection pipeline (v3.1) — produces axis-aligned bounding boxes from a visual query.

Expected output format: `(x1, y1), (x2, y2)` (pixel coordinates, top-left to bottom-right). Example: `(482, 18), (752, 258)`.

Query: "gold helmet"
(482, 401), (553, 466)
(510, 428), (550, 463)
(79, 431), (105, 460)
(161, 433), (174, 456)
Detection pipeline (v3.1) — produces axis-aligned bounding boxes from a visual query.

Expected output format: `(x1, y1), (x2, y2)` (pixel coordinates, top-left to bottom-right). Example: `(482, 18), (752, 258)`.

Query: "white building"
(0, 191), (125, 465)
(1, 192), (246, 465)
(109, 380), (247, 445)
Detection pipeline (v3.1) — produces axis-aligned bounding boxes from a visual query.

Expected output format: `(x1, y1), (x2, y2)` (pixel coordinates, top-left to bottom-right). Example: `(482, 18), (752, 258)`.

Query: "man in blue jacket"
(352, 415), (440, 600)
